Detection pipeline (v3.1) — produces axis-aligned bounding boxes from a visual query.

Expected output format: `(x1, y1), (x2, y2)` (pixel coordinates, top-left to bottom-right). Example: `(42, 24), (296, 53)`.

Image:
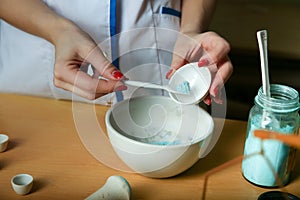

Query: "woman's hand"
(51, 22), (126, 100)
(0, 0), (125, 100)
(167, 31), (233, 105)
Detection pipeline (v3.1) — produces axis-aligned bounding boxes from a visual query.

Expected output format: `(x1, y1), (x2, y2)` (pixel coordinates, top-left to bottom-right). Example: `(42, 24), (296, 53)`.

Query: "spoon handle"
(123, 80), (185, 94)
(123, 80), (185, 95)
(257, 30), (271, 97)
(124, 80), (164, 90)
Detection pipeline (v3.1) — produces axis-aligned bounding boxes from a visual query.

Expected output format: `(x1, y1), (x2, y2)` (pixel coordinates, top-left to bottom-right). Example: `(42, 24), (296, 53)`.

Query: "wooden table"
(0, 94), (299, 200)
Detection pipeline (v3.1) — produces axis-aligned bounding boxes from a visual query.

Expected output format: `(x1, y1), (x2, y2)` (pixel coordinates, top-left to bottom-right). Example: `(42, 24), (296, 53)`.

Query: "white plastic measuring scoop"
(169, 62), (211, 104)
(124, 62), (211, 105)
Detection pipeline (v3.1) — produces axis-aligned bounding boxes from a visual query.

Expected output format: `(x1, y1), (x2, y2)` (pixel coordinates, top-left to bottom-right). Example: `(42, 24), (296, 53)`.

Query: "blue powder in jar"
(242, 114), (296, 187)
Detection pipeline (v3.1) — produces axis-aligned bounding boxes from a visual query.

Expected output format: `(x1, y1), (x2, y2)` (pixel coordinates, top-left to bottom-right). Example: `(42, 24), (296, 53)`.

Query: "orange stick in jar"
(254, 129), (300, 149)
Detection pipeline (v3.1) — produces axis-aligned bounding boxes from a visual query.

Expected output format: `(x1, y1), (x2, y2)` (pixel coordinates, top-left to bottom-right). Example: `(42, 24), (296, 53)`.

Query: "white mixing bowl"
(105, 95), (214, 178)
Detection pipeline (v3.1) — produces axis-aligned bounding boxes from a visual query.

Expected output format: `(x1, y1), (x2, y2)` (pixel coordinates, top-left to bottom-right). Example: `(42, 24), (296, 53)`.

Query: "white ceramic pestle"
(85, 176), (131, 200)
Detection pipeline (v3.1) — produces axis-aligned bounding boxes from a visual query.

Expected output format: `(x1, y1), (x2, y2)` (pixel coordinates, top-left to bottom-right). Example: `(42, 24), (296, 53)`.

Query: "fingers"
(51, 24), (127, 100)
(54, 70), (126, 100)
(197, 32), (232, 105)
(199, 31), (231, 65)
(54, 42), (126, 99)
(203, 95), (212, 105)
(210, 56), (233, 93)
(54, 55), (126, 100)
(167, 32), (198, 80)
(203, 56), (232, 105)
(54, 67), (126, 100)
(166, 41), (190, 79)
(166, 54), (188, 79)
(86, 48), (124, 80)
(168, 31), (233, 105)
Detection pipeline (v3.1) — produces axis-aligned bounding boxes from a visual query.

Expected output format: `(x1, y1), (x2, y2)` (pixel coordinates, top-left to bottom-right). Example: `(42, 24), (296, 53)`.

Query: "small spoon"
(257, 30), (271, 97)
(123, 80), (189, 95)
(257, 30), (277, 128)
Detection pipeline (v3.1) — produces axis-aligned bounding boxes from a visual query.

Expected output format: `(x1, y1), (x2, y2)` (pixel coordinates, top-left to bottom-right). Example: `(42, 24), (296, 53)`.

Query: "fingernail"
(212, 86), (219, 97)
(166, 69), (175, 79)
(112, 70), (124, 80)
(115, 85), (127, 92)
(198, 59), (209, 67)
(213, 97), (223, 105)
(203, 96), (211, 106)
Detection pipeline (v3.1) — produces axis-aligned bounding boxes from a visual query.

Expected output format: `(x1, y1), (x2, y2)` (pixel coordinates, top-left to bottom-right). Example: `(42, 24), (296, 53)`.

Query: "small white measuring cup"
(124, 62), (211, 105)
(169, 62), (211, 105)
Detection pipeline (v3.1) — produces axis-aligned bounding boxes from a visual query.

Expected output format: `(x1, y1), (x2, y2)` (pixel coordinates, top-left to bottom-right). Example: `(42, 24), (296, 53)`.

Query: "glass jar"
(242, 84), (300, 187)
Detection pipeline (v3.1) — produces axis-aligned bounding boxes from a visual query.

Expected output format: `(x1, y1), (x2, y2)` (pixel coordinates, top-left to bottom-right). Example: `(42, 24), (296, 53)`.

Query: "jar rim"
(255, 84), (300, 113)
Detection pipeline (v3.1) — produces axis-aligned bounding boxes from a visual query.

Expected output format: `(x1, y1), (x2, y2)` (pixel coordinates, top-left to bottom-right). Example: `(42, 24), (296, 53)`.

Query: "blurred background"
(209, 0), (300, 120)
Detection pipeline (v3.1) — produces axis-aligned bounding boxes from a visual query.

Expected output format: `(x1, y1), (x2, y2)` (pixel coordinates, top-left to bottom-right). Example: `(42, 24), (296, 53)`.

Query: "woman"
(0, 0), (232, 105)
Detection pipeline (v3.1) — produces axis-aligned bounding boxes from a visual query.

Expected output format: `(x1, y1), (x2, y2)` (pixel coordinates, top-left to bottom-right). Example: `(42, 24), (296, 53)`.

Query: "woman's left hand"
(166, 31), (233, 105)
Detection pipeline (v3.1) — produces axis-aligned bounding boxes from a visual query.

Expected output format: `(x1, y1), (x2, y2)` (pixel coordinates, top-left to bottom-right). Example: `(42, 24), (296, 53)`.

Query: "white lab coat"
(0, 0), (182, 104)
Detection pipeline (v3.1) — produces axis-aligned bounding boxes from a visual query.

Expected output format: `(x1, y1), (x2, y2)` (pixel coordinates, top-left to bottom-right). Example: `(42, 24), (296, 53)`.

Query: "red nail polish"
(166, 69), (175, 79)
(112, 70), (124, 80)
(198, 59), (209, 67)
(212, 86), (219, 97)
(203, 96), (211, 105)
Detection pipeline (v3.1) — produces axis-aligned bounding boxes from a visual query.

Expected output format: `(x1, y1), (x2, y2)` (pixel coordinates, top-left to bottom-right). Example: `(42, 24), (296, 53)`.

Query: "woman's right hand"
(51, 21), (126, 100)
(0, 0), (125, 100)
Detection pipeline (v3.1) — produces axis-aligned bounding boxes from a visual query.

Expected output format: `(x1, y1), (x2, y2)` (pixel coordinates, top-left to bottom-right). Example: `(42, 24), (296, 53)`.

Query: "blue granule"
(176, 81), (190, 94)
